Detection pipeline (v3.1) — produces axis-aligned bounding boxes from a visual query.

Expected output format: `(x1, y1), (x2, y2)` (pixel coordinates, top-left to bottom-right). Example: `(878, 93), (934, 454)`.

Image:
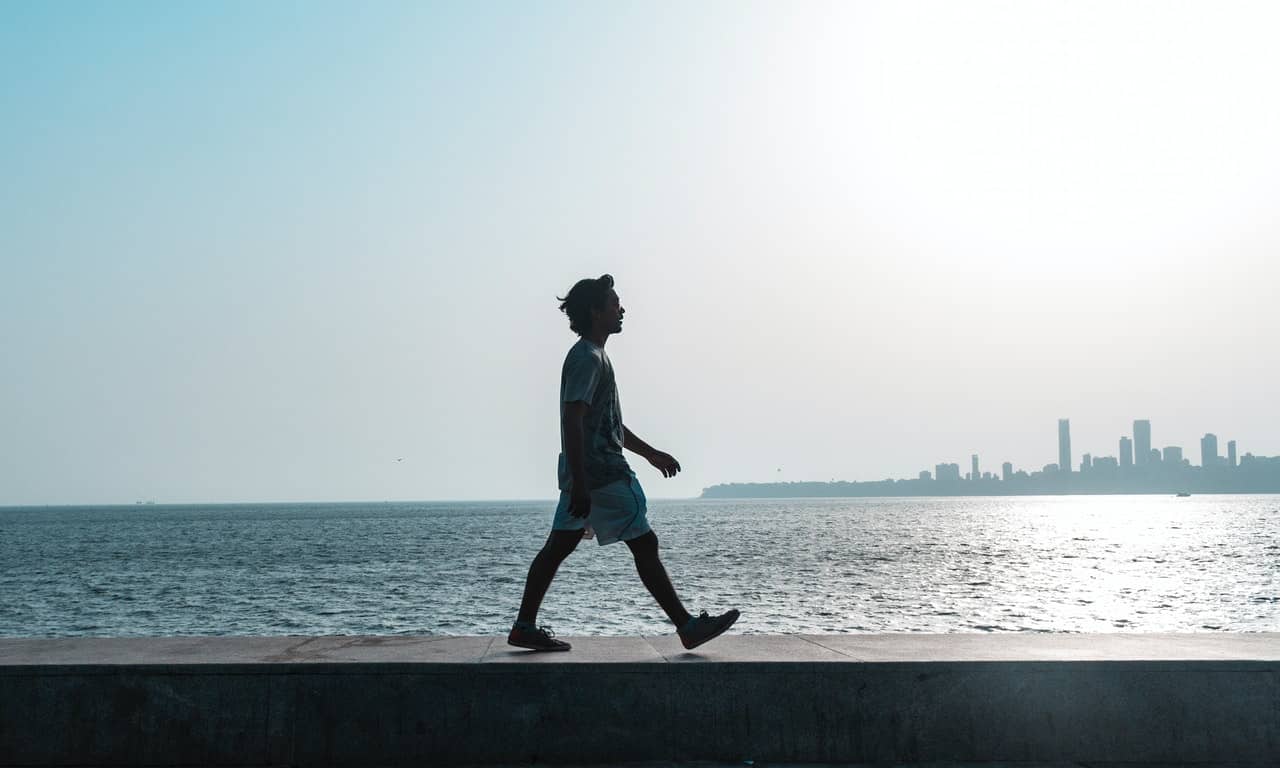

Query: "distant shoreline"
(6, 486), (1280, 508)
(702, 478), (1280, 499)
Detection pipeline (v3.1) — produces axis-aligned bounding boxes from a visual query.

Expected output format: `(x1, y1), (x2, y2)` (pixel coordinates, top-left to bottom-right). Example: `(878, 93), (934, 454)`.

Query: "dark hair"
(557, 274), (614, 335)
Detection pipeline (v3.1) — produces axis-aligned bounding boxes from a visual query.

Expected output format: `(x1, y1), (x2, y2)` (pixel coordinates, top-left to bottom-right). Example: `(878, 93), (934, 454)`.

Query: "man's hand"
(568, 485), (592, 518)
(647, 451), (681, 478)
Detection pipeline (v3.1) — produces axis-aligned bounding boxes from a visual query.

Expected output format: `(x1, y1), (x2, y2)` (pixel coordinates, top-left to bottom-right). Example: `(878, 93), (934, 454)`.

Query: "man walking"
(509, 274), (740, 652)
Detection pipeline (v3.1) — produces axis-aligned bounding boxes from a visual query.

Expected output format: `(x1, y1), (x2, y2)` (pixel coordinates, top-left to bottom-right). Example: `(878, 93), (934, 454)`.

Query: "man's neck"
(584, 329), (609, 347)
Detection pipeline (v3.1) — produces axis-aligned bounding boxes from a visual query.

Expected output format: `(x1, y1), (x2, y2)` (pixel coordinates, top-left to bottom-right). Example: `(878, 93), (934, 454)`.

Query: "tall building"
(971, 454), (979, 481)
(1134, 420), (1151, 466)
(1058, 419), (1072, 475)
(1228, 440), (1238, 467)
(1201, 433), (1219, 468)
(935, 463), (961, 482)
(1120, 436), (1133, 468)
(1002, 461), (1013, 482)
(1081, 453), (1092, 472)
(1163, 446), (1183, 464)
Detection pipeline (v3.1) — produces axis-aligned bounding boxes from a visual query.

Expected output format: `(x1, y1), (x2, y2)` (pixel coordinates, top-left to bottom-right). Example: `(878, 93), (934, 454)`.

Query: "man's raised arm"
(624, 426), (682, 478)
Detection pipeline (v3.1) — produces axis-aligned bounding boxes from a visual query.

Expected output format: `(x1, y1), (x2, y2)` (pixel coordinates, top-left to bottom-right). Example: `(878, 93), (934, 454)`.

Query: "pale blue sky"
(3, 1), (1279, 504)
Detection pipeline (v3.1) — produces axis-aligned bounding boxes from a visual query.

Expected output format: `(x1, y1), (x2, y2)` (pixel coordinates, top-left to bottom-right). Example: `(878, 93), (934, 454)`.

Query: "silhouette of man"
(509, 274), (739, 651)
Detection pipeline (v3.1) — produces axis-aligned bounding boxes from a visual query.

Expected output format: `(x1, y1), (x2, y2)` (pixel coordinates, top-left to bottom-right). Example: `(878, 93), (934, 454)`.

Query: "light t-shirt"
(557, 338), (632, 491)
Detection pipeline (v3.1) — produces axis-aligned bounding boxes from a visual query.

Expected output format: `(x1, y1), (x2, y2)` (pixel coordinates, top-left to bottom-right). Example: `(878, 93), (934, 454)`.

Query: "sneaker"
(507, 622), (572, 652)
(677, 609), (740, 650)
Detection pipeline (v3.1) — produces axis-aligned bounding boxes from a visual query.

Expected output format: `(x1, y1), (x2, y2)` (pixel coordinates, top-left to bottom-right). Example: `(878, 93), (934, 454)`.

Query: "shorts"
(552, 473), (652, 546)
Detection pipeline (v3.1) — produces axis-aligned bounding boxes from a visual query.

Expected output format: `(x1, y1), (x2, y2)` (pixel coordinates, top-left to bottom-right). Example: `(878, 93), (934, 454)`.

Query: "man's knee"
(541, 529), (584, 561)
(626, 530), (659, 560)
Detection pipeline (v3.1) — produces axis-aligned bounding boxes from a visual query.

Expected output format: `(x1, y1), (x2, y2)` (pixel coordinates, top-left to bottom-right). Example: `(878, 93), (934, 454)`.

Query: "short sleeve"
(562, 350), (601, 404)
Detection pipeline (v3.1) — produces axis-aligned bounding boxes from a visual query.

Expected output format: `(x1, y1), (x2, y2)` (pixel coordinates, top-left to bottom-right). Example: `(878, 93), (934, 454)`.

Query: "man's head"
(558, 274), (624, 337)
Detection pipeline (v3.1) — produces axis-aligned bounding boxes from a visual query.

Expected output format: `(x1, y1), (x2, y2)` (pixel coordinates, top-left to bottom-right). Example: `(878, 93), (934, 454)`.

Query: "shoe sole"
(681, 609), (741, 650)
(507, 638), (572, 652)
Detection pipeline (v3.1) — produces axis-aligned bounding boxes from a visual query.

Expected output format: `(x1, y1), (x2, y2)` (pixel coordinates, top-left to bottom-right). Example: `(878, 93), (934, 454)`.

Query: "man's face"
(594, 289), (625, 334)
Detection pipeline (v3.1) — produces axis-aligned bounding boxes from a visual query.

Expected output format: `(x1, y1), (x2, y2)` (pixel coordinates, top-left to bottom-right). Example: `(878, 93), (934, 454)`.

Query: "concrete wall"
(2, 634), (1277, 765)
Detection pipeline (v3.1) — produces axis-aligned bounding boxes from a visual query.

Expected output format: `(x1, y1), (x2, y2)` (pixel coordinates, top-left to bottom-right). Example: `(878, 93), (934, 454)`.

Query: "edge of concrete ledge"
(1, 632), (1277, 668)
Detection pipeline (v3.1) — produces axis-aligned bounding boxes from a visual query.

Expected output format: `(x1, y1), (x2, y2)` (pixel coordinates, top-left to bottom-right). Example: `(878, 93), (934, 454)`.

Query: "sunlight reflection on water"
(1, 495), (1277, 636)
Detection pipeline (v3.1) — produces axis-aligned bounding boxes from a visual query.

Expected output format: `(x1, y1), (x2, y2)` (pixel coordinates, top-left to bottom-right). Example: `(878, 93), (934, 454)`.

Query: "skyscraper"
(971, 454), (979, 481)
(1002, 461), (1013, 481)
(1120, 436), (1133, 468)
(1228, 440), (1237, 468)
(1163, 446), (1183, 464)
(1201, 433), (1219, 468)
(1058, 419), (1071, 475)
(1134, 420), (1151, 466)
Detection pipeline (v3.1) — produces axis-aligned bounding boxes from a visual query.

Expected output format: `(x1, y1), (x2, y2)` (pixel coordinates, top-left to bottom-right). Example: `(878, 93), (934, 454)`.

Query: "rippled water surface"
(2, 495), (1277, 637)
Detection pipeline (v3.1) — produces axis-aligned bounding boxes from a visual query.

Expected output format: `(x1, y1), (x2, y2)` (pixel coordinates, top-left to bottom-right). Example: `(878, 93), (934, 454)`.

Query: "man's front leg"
(624, 531), (692, 627)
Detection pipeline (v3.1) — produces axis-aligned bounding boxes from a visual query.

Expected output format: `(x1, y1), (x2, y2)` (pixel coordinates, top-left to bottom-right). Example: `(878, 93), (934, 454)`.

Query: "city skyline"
(927, 416), (1260, 484)
(705, 415), (1280, 498)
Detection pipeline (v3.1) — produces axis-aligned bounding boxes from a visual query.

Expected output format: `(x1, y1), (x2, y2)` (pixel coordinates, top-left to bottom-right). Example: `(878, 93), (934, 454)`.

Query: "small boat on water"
(1175, 491), (1191, 497)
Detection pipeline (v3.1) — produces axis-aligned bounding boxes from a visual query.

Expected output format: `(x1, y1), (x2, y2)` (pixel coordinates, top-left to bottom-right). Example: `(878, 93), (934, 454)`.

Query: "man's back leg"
(510, 529), (584, 651)
(516, 529), (584, 625)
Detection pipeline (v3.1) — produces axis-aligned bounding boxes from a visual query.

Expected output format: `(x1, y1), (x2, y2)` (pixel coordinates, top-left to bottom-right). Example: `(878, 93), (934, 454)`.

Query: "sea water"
(1, 494), (1277, 637)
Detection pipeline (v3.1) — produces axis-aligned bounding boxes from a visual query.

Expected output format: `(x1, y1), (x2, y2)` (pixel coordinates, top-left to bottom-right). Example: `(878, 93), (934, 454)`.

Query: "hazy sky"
(3, 1), (1278, 504)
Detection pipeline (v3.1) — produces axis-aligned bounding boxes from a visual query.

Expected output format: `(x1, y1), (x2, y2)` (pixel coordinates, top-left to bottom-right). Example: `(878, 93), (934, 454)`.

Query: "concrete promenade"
(1, 633), (1277, 766)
